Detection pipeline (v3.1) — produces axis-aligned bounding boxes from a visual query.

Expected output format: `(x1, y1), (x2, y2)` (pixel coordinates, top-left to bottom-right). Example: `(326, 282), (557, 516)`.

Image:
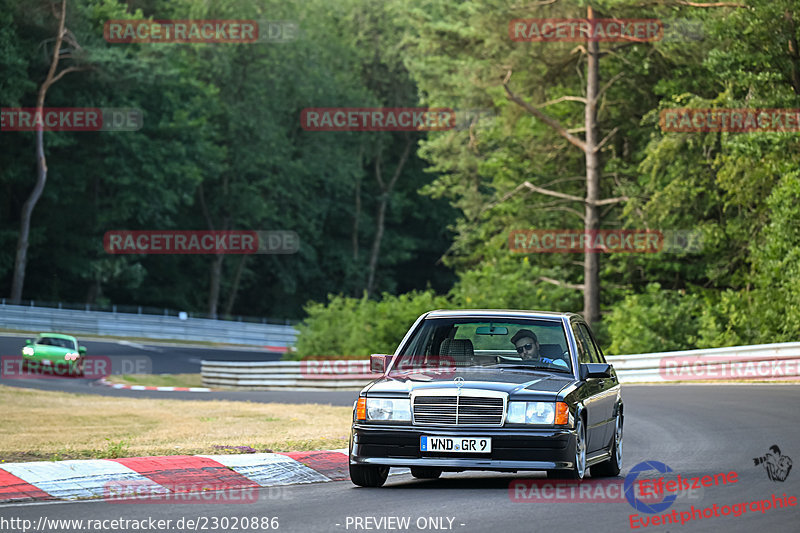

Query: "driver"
(511, 329), (568, 369)
(511, 329), (551, 363)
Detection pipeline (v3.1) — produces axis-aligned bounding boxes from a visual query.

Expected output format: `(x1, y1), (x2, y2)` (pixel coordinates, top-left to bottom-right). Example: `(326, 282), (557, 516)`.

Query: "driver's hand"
(540, 357), (553, 364)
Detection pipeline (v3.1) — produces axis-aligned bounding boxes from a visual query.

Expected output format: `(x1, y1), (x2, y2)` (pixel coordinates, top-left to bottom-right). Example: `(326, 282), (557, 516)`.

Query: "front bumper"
(350, 423), (576, 471)
(22, 355), (82, 371)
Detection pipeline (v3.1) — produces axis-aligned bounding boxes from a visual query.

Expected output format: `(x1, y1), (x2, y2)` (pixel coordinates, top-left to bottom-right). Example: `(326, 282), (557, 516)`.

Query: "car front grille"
(412, 392), (506, 426)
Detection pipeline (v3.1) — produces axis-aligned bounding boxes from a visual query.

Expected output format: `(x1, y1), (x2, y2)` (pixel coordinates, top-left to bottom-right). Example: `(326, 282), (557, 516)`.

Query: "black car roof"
(424, 309), (581, 321)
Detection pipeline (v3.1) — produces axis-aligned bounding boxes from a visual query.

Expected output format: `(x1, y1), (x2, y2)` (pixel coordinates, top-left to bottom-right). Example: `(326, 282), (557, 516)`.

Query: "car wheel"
(410, 467), (442, 479)
(349, 463), (389, 487)
(591, 410), (622, 477)
(548, 414), (586, 480)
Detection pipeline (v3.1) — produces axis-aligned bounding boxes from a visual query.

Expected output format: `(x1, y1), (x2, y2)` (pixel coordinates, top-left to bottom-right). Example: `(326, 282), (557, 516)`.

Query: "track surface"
(0, 334), (283, 372)
(2, 385), (798, 533)
(0, 334), (357, 405)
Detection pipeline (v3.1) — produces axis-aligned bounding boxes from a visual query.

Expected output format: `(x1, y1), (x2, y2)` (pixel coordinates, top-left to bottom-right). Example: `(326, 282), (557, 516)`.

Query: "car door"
(570, 320), (607, 453)
(578, 322), (617, 450)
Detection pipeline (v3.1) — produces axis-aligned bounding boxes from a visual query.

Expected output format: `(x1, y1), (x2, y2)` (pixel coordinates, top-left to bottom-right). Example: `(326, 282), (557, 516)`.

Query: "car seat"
(440, 338), (475, 367)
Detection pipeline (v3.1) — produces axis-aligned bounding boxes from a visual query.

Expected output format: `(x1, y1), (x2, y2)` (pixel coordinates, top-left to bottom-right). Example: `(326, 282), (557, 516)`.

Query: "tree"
(10, 0), (88, 302)
(501, 5), (633, 324)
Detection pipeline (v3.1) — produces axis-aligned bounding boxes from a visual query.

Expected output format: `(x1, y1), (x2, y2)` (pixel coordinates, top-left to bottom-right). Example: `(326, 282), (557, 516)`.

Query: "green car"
(22, 333), (87, 376)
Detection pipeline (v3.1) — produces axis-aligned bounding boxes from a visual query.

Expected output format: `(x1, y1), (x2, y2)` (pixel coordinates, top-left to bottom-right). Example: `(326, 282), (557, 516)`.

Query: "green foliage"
(448, 255), (581, 312)
(3, 0), (799, 357)
(0, 0), (455, 316)
(95, 438), (129, 459)
(291, 290), (449, 358)
(606, 284), (702, 355)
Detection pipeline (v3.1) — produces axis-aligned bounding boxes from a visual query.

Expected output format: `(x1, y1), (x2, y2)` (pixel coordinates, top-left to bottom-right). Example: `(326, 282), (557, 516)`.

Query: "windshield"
(389, 317), (572, 376)
(36, 336), (76, 350)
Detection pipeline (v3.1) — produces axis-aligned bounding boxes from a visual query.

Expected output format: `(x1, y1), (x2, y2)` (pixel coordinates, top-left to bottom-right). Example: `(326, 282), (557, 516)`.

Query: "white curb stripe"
(196, 453), (331, 485)
(98, 378), (212, 392)
(0, 460), (164, 500)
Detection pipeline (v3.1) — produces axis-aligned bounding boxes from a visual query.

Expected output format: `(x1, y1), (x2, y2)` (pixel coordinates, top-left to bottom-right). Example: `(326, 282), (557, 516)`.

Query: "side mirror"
(25, 339), (33, 345)
(370, 354), (392, 373)
(580, 363), (611, 380)
(79, 346), (87, 355)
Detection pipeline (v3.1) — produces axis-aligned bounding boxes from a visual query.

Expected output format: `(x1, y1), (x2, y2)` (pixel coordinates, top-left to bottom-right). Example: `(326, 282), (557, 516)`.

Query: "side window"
(571, 323), (593, 364)
(576, 324), (601, 364)
(582, 324), (607, 364)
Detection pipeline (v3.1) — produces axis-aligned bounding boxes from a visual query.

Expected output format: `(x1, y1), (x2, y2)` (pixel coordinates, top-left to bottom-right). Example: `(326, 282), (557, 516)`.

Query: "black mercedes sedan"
(349, 309), (623, 487)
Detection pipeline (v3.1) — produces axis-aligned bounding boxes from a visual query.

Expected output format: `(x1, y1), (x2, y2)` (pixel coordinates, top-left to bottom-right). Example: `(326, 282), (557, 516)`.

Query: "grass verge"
(104, 374), (204, 388)
(0, 385), (352, 463)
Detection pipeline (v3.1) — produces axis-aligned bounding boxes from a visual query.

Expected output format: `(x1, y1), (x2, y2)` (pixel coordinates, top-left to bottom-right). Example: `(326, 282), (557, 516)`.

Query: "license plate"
(420, 436), (491, 453)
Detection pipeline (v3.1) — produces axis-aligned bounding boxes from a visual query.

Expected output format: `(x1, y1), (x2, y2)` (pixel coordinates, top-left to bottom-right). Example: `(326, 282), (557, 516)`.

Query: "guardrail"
(201, 360), (372, 390)
(0, 303), (298, 348)
(201, 342), (800, 390)
(608, 342), (800, 383)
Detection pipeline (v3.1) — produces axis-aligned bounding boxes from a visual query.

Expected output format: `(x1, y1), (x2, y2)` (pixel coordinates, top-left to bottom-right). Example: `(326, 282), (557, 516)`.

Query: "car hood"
(368, 367), (575, 397)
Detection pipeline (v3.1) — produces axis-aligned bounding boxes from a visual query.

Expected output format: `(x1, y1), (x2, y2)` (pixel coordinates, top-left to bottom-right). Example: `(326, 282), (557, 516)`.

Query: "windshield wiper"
(491, 363), (571, 374)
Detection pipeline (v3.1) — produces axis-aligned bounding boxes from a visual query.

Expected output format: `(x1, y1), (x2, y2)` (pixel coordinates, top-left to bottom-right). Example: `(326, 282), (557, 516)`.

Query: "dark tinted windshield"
(36, 337), (76, 349)
(390, 317), (572, 375)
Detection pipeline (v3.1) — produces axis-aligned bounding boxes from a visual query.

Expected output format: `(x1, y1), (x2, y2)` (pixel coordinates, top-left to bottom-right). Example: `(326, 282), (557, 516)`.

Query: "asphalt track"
(0, 334), (284, 373)
(0, 334), (358, 405)
(2, 385), (798, 533)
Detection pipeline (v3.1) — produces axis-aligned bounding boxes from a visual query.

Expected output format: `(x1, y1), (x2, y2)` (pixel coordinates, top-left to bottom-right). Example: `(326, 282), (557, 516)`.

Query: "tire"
(349, 463), (389, 487)
(547, 415), (586, 480)
(591, 410), (622, 477)
(410, 467), (442, 479)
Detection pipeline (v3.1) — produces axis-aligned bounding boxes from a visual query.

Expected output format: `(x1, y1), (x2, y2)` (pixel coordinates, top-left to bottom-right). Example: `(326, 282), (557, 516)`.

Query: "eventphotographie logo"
(625, 461), (679, 514)
(754, 445), (793, 482)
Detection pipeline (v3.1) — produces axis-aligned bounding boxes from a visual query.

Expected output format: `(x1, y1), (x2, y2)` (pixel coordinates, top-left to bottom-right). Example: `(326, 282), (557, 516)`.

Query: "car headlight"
(22, 346), (34, 356)
(365, 398), (411, 421)
(506, 401), (556, 425)
(64, 352), (79, 361)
